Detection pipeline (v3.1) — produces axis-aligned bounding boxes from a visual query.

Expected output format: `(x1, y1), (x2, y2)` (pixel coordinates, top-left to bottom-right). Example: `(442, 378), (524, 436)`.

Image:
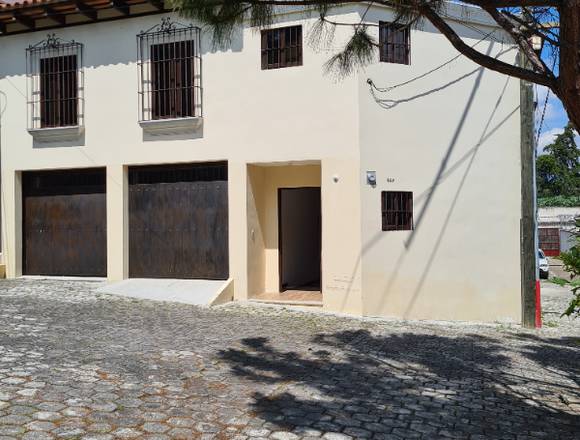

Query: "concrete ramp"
(96, 278), (234, 306)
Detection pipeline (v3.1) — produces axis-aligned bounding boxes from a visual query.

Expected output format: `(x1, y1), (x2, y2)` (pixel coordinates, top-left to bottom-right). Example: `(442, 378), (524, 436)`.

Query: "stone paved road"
(0, 279), (578, 440)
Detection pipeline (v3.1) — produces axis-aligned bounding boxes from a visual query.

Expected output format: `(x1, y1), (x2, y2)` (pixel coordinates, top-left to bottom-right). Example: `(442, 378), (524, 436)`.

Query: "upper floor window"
(26, 34), (84, 130)
(379, 22), (410, 65)
(381, 191), (414, 231)
(261, 25), (302, 70)
(137, 19), (202, 122)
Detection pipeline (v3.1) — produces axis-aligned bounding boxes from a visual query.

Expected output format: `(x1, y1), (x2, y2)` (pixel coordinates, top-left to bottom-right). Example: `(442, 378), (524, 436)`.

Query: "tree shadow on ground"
(219, 330), (580, 439)
(508, 333), (580, 387)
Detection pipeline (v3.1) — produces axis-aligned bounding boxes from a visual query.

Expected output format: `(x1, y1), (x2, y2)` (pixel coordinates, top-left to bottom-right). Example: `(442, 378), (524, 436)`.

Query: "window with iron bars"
(137, 19), (202, 121)
(261, 25), (302, 70)
(381, 191), (414, 231)
(379, 22), (410, 65)
(26, 35), (84, 130)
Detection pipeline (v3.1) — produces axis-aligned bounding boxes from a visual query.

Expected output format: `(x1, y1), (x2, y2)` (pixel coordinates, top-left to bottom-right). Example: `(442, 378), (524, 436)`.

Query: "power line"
(534, 55), (558, 148)
(367, 28), (505, 94)
(535, 87), (550, 150)
(438, 11), (508, 45)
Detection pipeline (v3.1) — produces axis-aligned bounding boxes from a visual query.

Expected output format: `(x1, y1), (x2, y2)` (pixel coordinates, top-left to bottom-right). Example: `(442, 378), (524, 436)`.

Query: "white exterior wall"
(0, 7), (363, 313)
(358, 6), (522, 321)
(0, 4), (523, 321)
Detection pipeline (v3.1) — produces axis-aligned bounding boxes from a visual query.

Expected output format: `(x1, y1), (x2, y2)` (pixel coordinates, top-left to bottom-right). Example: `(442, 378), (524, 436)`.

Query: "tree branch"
(419, 4), (557, 89)
(464, 0), (561, 7)
(188, 0), (560, 5)
(502, 10), (560, 47)
(482, 7), (552, 75)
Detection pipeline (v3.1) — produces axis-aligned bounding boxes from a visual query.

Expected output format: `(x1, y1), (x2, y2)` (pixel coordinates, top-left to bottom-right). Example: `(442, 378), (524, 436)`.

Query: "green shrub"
(560, 218), (580, 317)
(550, 277), (570, 286)
(537, 196), (580, 207)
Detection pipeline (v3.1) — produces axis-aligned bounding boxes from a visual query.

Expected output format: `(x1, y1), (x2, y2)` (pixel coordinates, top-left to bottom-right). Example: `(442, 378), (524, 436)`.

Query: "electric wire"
(367, 27), (501, 94)
(535, 88), (550, 149)
(535, 55), (558, 147)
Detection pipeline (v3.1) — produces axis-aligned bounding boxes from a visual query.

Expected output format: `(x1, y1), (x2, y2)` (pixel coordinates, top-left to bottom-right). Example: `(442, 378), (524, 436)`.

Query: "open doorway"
(278, 187), (321, 292)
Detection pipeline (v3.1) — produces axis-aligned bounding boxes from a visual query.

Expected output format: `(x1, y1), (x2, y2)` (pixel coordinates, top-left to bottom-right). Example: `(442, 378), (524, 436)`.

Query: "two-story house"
(0, 0), (526, 322)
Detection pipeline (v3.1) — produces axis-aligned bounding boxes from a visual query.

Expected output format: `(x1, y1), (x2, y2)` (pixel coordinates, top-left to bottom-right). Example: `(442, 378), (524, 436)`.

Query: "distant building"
(538, 207), (580, 256)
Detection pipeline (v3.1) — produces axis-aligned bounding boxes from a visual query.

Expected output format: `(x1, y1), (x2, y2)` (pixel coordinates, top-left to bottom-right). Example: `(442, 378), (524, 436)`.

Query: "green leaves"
(323, 26), (376, 77)
(167, 1), (432, 77)
(537, 195), (580, 207)
(249, 3), (274, 28)
(536, 122), (580, 198)
(560, 218), (580, 318)
(169, 0), (250, 47)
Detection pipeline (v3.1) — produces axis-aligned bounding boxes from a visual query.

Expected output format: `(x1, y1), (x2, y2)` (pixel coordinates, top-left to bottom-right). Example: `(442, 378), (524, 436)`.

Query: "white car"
(538, 249), (549, 279)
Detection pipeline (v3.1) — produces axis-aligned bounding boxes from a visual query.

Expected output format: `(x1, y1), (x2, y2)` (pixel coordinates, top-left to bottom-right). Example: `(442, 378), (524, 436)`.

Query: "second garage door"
(128, 162), (229, 279)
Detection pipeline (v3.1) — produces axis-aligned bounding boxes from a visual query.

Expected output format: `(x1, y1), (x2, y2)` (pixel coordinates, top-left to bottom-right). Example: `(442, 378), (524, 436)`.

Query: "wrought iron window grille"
(137, 18), (202, 122)
(26, 34), (84, 130)
(381, 191), (414, 231)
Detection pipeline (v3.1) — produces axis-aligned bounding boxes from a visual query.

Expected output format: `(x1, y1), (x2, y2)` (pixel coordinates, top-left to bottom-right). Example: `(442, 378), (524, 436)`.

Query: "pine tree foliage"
(323, 26), (377, 78)
(167, 1), (580, 132)
(169, 0), (442, 52)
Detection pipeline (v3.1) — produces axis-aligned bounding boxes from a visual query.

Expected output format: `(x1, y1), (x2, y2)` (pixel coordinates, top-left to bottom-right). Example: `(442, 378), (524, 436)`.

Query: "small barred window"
(381, 191), (414, 231)
(379, 22), (410, 65)
(26, 34), (84, 129)
(261, 26), (302, 70)
(137, 18), (202, 122)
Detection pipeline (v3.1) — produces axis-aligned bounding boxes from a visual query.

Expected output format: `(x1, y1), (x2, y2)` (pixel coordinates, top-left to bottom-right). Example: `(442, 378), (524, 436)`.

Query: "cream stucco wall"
(247, 165), (267, 299)
(357, 7), (522, 322)
(0, 4), (522, 321)
(247, 159), (362, 314)
(247, 164), (321, 293)
(0, 7), (363, 313)
(246, 161), (363, 314)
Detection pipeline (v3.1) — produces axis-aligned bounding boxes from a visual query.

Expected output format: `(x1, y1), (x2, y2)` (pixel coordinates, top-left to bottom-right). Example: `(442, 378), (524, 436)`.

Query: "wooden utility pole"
(519, 50), (539, 329)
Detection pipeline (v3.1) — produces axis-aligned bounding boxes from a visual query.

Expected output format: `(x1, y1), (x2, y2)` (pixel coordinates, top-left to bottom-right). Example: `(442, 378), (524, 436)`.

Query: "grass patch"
(549, 277), (579, 288)
(549, 277), (570, 286)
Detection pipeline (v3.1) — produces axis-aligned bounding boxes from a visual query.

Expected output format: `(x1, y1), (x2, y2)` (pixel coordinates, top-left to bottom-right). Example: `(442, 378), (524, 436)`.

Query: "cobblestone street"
(0, 279), (578, 440)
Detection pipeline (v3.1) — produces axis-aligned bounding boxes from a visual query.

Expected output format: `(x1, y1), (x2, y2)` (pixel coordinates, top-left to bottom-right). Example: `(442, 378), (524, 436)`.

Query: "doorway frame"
(277, 186), (322, 293)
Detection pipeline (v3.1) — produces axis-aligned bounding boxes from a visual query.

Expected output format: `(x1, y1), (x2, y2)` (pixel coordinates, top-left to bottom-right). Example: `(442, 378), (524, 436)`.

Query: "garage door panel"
(128, 163), (228, 280)
(23, 169), (107, 277)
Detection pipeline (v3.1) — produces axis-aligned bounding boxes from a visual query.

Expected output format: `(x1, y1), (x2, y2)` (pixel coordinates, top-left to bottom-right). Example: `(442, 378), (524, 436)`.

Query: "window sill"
(139, 117), (203, 136)
(28, 126), (84, 143)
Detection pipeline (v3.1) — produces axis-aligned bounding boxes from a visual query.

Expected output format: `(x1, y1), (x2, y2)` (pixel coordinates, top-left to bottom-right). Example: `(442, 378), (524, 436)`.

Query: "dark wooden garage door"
(23, 168), (107, 277)
(128, 162), (228, 279)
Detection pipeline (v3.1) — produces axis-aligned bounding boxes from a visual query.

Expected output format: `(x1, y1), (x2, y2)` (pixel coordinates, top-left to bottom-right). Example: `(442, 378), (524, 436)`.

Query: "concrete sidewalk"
(96, 278), (232, 306)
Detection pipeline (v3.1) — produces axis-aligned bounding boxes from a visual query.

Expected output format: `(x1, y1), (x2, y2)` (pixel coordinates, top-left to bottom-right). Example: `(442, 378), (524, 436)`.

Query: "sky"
(535, 87), (580, 155)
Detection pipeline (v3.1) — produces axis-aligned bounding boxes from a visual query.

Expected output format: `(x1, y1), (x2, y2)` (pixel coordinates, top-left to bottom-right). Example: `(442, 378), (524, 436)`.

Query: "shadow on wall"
(32, 132), (86, 149)
(0, 13), (244, 78)
(367, 48), (515, 111)
(0, 4), (510, 79)
(350, 41), (520, 318)
(218, 331), (580, 437)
